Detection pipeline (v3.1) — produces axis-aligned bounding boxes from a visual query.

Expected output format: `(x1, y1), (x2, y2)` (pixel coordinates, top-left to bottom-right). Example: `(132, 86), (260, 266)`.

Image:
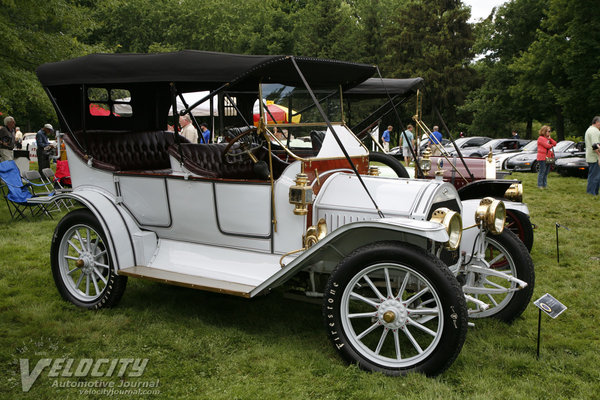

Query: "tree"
(460, 0), (549, 138)
(515, 0), (600, 137)
(382, 0), (476, 132)
(0, 0), (97, 130)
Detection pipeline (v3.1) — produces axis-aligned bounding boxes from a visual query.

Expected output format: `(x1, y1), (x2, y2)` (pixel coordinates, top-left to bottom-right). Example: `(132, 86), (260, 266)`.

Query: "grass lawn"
(1, 169), (599, 399)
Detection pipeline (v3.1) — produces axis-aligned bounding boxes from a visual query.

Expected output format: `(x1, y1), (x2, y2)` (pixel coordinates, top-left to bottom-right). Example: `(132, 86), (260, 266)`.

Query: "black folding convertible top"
(37, 50), (376, 91)
(344, 77), (424, 98)
(37, 51), (377, 132)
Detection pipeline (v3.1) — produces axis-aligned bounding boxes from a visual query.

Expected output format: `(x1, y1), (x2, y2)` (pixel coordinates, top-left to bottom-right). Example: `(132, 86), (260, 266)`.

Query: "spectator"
(511, 130), (519, 139)
(584, 116), (600, 195)
(400, 124), (415, 165)
(36, 124), (55, 176)
(179, 115), (198, 143)
(200, 123), (211, 144)
(15, 127), (23, 149)
(0, 116), (16, 161)
(429, 125), (443, 155)
(536, 125), (557, 189)
(381, 125), (392, 152)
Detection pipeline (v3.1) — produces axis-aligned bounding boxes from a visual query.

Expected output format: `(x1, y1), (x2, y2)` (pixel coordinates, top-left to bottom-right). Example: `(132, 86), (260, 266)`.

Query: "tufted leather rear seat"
(64, 130), (189, 172)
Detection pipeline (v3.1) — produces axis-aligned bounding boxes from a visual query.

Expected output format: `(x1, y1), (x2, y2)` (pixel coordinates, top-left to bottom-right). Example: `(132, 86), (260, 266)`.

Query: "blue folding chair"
(0, 160), (53, 220)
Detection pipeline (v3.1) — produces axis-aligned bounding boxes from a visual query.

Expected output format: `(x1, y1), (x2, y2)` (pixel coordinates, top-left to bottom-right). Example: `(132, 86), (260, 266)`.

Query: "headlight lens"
(475, 197), (506, 235)
(430, 207), (462, 250)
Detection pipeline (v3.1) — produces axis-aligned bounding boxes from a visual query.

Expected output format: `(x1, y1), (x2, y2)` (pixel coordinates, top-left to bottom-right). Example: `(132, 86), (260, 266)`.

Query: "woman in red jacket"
(537, 125), (557, 189)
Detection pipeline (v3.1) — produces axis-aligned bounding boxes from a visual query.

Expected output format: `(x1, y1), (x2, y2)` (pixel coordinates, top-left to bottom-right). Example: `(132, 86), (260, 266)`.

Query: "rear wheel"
(323, 242), (467, 376)
(51, 209), (127, 309)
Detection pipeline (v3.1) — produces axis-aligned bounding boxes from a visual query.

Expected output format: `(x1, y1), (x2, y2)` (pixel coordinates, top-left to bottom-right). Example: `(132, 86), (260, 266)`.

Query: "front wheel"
(466, 230), (534, 322)
(51, 209), (127, 309)
(323, 242), (467, 376)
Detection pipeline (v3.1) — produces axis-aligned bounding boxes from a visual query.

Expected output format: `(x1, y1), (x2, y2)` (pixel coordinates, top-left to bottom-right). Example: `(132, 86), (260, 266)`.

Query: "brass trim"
(504, 183), (523, 202)
(475, 197), (506, 234)
(279, 219), (328, 268)
(430, 207), (462, 250)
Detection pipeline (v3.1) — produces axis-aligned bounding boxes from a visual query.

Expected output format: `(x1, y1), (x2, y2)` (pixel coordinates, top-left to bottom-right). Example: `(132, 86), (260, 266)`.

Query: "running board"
(119, 266), (255, 298)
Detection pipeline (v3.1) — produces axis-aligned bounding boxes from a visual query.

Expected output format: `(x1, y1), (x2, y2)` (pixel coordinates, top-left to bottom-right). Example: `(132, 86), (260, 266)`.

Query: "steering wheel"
(221, 126), (263, 164)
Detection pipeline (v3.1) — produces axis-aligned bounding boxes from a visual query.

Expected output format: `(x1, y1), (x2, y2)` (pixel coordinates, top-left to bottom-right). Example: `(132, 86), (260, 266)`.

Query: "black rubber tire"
(323, 241), (467, 377)
(51, 209), (127, 309)
(368, 152), (410, 178)
(505, 209), (534, 252)
(532, 161), (539, 172)
(469, 230), (534, 323)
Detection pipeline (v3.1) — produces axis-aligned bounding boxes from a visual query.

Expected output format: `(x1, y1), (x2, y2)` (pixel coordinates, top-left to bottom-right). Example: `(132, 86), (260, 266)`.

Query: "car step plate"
(119, 266), (255, 298)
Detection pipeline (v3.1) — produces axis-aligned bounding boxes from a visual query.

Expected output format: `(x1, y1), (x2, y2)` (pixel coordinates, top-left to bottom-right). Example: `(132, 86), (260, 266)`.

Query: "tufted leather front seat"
(169, 143), (289, 180)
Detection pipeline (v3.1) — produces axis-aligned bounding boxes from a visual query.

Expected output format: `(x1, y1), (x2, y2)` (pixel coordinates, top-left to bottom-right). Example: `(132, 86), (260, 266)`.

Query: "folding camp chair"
(42, 166), (72, 192)
(0, 161), (52, 220)
(22, 170), (63, 213)
(42, 167), (73, 209)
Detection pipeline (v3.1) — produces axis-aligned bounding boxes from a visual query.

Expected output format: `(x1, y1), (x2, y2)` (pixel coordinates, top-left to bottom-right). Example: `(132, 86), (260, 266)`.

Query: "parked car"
(21, 132), (37, 151)
(456, 138), (530, 158)
(21, 131), (57, 162)
(555, 152), (588, 177)
(505, 140), (581, 172)
(37, 51), (534, 377)
(494, 140), (537, 170)
(443, 136), (492, 154)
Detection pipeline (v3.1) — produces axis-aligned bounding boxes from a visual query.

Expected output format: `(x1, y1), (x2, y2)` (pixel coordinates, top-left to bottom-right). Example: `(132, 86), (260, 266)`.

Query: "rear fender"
(251, 218), (448, 296)
(52, 190), (157, 273)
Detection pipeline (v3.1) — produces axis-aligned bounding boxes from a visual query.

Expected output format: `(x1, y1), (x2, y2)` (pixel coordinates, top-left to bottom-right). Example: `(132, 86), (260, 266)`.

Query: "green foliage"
(382, 0), (476, 127)
(1, 171), (599, 399)
(0, 0), (98, 130)
(2, 0), (599, 141)
(461, 0), (549, 139)
(464, 0), (600, 141)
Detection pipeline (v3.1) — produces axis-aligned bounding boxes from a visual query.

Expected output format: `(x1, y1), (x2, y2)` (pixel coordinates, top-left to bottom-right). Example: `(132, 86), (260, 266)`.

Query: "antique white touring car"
(37, 51), (534, 376)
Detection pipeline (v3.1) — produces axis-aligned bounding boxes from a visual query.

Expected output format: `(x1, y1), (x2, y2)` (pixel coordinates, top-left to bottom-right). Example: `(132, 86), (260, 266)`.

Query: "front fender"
(457, 179), (519, 200)
(251, 218), (448, 296)
(52, 189), (157, 272)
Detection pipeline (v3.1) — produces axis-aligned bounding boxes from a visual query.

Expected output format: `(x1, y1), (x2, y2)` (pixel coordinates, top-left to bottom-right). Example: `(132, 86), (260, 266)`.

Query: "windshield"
(522, 141), (537, 151)
(555, 140), (573, 152)
(258, 83), (364, 155)
(483, 139), (504, 149)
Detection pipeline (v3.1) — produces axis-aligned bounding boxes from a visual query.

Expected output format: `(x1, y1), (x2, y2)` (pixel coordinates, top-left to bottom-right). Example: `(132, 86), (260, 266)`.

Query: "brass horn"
(304, 218), (327, 248)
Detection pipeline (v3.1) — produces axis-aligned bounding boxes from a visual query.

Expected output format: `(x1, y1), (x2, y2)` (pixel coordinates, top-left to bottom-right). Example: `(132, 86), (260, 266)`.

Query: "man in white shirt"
(179, 115), (198, 143)
(584, 116), (600, 195)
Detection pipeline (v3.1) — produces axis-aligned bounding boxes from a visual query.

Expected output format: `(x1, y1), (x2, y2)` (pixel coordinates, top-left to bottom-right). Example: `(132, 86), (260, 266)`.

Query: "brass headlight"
(504, 183), (523, 202)
(430, 207), (462, 250)
(475, 197), (506, 235)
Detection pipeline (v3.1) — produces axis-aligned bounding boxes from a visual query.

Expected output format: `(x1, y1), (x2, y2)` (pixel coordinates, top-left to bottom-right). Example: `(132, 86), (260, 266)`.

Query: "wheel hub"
(77, 253), (95, 275)
(378, 299), (408, 329)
